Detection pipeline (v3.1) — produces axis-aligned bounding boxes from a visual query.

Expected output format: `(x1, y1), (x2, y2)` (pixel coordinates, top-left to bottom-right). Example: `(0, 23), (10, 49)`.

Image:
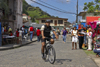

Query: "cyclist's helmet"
(45, 19), (51, 23)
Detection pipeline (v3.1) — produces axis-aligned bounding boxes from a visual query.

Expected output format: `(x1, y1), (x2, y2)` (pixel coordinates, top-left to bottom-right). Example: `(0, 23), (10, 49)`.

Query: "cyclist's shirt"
(41, 25), (54, 37)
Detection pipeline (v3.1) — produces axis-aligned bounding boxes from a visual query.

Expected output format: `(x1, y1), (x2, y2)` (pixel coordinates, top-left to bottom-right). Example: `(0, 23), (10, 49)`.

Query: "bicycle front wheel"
(48, 46), (56, 64)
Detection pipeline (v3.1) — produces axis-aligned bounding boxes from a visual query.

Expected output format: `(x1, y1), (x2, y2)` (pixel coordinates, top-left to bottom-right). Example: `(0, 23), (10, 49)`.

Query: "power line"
(31, 0), (76, 15)
(38, 0), (71, 13)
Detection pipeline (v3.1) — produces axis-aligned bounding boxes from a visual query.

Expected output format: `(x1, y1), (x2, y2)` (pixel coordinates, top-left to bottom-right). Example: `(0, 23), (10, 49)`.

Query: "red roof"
(23, 14), (27, 16)
(28, 16), (30, 18)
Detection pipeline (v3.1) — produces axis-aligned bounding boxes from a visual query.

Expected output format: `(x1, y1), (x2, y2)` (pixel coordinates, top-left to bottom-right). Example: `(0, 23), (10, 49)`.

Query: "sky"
(25, 0), (94, 23)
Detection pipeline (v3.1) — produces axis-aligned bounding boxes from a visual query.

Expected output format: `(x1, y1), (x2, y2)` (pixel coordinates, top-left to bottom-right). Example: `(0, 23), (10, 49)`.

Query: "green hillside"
(23, 0), (54, 23)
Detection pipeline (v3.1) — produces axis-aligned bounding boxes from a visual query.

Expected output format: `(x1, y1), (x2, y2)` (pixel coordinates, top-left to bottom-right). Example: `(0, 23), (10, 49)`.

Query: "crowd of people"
(2, 25), (36, 45)
(71, 24), (100, 57)
(2, 24), (13, 44)
(2, 23), (100, 57)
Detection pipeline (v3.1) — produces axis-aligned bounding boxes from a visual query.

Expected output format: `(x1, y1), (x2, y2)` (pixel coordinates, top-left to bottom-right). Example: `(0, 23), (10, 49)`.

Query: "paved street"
(0, 35), (98, 67)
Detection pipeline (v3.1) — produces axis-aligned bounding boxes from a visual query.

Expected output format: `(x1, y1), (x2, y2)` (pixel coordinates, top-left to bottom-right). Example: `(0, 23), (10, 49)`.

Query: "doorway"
(54, 20), (57, 26)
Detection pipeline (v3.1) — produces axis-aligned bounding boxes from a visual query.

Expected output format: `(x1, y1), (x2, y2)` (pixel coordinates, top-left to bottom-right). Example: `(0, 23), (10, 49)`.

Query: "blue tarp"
(81, 22), (86, 27)
(73, 22), (87, 29)
(73, 25), (78, 30)
(0, 22), (2, 46)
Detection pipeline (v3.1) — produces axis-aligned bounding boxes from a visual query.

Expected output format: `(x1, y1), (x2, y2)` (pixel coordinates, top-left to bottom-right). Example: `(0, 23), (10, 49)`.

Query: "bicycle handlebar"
(45, 37), (51, 40)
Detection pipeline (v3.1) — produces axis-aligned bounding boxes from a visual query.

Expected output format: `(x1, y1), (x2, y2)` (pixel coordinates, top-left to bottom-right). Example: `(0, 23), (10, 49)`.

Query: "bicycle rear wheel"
(48, 46), (56, 64)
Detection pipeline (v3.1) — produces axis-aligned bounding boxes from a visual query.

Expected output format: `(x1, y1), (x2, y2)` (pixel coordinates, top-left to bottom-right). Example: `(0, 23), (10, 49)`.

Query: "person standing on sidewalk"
(53, 27), (56, 39)
(78, 25), (86, 49)
(36, 28), (41, 42)
(16, 28), (19, 44)
(87, 27), (92, 51)
(72, 27), (78, 50)
(22, 26), (25, 39)
(62, 27), (67, 43)
(19, 29), (23, 44)
(56, 28), (60, 39)
(29, 25), (34, 41)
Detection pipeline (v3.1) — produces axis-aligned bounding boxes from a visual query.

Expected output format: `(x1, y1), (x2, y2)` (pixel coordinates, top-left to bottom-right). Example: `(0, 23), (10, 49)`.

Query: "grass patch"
(83, 47), (96, 55)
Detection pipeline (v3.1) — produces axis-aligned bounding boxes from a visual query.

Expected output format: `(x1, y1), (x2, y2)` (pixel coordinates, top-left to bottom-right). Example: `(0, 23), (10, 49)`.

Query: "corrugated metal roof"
(23, 22), (44, 28)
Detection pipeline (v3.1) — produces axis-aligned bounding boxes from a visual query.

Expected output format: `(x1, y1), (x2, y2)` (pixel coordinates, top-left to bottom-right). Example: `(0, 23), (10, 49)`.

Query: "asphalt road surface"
(0, 35), (98, 67)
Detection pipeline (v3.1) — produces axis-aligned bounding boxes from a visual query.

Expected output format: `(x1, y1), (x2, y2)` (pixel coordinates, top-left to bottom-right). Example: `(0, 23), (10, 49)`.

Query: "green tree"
(83, 0), (100, 13)
(0, 0), (9, 18)
(95, 0), (100, 4)
(23, 0), (29, 15)
(83, 2), (88, 11)
(87, 6), (95, 12)
(35, 20), (39, 24)
(23, 0), (57, 23)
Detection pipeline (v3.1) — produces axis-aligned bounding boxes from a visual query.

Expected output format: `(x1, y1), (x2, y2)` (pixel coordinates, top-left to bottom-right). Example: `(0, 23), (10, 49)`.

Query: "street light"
(66, 0), (78, 23)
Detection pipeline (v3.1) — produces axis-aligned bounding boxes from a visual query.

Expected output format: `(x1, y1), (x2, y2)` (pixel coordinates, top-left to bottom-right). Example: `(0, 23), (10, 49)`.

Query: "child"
(9, 31), (13, 36)
(16, 29), (19, 44)
(36, 28), (41, 42)
(87, 28), (92, 51)
(19, 29), (23, 44)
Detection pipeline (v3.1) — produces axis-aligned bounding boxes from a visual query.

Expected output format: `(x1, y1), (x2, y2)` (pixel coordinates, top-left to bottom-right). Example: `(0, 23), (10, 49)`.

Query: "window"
(51, 20), (53, 23)
(13, 0), (17, 13)
(58, 20), (63, 24)
(20, 2), (22, 12)
(41, 20), (53, 23)
(41, 20), (45, 23)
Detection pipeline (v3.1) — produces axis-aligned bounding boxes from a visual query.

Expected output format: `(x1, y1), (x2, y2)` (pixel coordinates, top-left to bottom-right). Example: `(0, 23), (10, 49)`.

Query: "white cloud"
(79, 6), (84, 11)
(79, 6), (84, 9)
(55, 0), (68, 3)
(73, 15), (75, 16)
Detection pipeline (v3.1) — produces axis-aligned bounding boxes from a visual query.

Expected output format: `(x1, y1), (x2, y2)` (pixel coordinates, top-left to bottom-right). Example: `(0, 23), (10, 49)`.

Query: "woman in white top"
(72, 27), (78, 50)
(87, 28), (92, 51)
(19, 29), (23, 44)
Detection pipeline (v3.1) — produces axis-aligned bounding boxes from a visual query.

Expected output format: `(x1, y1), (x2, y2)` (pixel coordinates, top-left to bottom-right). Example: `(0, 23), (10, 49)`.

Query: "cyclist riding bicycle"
(41, 19), (58, 59)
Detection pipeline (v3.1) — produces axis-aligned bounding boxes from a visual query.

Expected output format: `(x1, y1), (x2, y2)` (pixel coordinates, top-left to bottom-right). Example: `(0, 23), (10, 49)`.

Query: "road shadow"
(44, 59), (72, 65)
(54, 59), (72, 65)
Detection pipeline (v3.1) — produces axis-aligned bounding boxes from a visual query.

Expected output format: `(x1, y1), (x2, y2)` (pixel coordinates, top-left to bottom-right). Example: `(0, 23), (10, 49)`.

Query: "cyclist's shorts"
(41, 36), (51, 43)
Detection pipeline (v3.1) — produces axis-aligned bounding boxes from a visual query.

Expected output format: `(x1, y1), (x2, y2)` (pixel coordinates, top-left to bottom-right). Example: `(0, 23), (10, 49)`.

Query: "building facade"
(79, 12), (100, 22)
(2, 0), (23, 31)
(37, 18), (68, 27)
(23, 14), (28, 22)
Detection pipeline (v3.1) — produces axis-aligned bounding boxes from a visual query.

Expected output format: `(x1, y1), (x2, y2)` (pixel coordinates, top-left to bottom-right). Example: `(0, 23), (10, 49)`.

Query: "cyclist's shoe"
(42, 53), (45, 60)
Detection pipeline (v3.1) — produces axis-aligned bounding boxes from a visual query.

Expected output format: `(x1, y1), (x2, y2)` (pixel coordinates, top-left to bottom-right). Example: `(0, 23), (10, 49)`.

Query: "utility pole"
(66, 0), (78, 23)
(76, 0), (78, 23)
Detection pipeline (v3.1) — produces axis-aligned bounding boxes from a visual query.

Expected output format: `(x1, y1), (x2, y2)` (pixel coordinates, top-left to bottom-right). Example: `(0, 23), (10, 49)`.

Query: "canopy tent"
(81, 22), (86, 27)
(73, 25), (78, 29)
(31, 24), (44, 28)
(66, 27), (70, 29)
(24, 26), (29, 28)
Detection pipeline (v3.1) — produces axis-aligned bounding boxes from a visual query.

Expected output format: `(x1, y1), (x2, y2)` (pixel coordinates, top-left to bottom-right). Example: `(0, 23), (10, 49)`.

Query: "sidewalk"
(0, 36), (37, 51)
(92, 58), (100, 67)
(67, 34), (100, 67)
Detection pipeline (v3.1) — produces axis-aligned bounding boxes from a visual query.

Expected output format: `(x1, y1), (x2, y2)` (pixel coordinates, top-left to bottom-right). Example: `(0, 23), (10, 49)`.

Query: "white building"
(23, 14), (28, 22)
(37, 18), (68, 27)
(4, 0), (23, 31)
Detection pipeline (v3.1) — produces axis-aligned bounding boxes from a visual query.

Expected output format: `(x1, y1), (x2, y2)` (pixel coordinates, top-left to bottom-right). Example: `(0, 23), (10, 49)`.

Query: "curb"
(0, 40), (37, 51)
(91, 58), (99, 67)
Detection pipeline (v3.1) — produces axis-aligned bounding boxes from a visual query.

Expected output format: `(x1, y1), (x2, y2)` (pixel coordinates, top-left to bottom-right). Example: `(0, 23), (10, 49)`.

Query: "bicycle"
(42, 37), (56, 64)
